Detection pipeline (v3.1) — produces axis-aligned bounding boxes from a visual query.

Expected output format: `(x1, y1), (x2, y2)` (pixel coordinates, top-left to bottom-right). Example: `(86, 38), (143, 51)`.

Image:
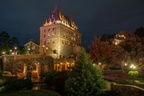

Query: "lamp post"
(28, 48), (30, 54)
(98, 62), (102, 69)
(14, 47), (17, 55)
(2, 51), (5, 55)
(128, 64), (138, 84)
(42, 45), (45, 54)
(130, 64), (136, 69)
(10, 49), (12, 52)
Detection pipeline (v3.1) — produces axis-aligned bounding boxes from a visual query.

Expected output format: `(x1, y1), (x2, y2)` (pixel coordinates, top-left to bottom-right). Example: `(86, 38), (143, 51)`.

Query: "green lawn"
(136, 77), (144, 83)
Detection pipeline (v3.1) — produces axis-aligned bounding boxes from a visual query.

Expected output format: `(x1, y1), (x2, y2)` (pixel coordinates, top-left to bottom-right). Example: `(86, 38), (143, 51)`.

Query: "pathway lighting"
(2, 51), (5, 55)
(14, 47), (17, 50)
(130, 64), (136, 69)
(128, 64), (138, 85)
(10, 49), (12, 52)
(14, 47), (17, 55)
(98, 62), (101, 65)
(124, 63), (127, 66)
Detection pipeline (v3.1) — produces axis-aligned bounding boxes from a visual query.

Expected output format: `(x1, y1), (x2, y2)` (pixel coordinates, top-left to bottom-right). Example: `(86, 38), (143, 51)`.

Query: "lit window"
(48, 33), (50, 36)
(32, 46), (35, 50)
(74, 33), (76, 36)
(68, 42), (70, 45)
(74, 38), (76, 41)
(52, 31), (55, 36)
(71, 36), (73, 40)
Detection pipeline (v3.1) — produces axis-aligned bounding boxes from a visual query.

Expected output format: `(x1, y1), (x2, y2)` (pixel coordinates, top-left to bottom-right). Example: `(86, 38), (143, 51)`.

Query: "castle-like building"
(39, 6), (82, 59)
(24, 6), (82, 59)
(23, 6), (82, 71)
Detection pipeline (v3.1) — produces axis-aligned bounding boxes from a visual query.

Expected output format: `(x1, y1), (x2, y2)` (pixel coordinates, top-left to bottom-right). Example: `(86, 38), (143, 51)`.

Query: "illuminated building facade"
(24, 39), (39, 54)
(39, 6), (82, 59)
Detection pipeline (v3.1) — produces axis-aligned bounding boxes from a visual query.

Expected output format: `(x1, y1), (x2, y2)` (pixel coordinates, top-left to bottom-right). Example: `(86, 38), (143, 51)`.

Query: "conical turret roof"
(43, 6), (78, 30)
(48, 5), (63, 21)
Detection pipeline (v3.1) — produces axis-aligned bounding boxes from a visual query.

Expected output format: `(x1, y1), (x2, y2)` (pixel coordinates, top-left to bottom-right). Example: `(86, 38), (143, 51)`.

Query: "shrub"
(44, 70), (58, 87)
(1, 76), (17, 85)
(0, 70), (2, 77)
(0, 76), (17, 86)
(0, 78), (33, 93)
(65, 50), (106, 96)
(52, 71), (70, 95)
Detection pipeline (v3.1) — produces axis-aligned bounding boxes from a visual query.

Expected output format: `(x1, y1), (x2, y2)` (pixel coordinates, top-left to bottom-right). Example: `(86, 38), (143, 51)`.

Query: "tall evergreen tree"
(0, 31), (10, 43)
(9, 36), (19, 48)
(65, 50), (106, 96)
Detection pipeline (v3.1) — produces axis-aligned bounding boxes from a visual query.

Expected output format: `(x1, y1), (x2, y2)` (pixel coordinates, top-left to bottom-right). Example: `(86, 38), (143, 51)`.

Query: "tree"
(65, 50), (106, 96)
(0, 31), (10, 43)
(0, 31), (21, 55)
(118, 31), (144, 62)
(0, 43), (10, 55)
(134, 27), (144, 38)
(89, 36), (114, 65)
(9, 36), (19, 48)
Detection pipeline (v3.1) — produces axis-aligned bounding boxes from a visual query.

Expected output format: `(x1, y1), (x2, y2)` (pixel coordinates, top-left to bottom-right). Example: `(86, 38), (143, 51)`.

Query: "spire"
(43, 5), (78, 30)
(49, 5), (63, 21)
(52, 5), (60, 14)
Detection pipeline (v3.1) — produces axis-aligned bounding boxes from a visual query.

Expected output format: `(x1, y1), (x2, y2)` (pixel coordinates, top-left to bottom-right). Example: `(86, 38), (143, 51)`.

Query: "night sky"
(0, 0), (144, 49)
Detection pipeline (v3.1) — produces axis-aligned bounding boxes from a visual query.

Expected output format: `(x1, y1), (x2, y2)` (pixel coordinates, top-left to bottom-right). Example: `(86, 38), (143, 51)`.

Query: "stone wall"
(135, 81), (144, 89)
(111, 82), (144, 96)
(1, 54), (54, 79)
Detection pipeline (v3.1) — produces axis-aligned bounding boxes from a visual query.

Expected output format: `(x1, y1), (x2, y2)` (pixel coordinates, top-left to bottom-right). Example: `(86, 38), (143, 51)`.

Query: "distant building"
(24, 39), (39, 54)
(39, 6), (82, 59)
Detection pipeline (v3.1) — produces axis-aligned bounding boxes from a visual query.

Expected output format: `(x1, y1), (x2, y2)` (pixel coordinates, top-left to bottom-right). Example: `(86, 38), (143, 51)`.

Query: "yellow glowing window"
(71, 37), (73, 40)
(52, 32), (55, 36)
(74, 38), (76, 41)
(68, 42), (70, 45)
(48, 33), (50, 36)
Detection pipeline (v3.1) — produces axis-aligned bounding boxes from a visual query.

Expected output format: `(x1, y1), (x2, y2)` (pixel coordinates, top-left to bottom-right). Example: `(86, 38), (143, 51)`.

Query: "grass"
(0, 90), (61, 96)
(136, 77), (144, 83)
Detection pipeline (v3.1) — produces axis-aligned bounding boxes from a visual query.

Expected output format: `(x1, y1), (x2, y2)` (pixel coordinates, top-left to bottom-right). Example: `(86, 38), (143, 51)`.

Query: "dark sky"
(0, 0), (144, 49)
